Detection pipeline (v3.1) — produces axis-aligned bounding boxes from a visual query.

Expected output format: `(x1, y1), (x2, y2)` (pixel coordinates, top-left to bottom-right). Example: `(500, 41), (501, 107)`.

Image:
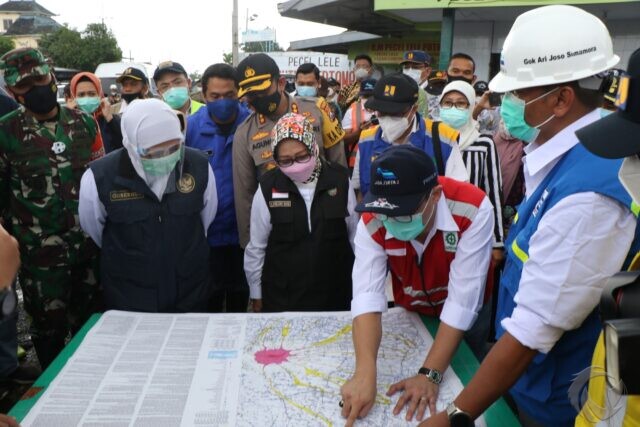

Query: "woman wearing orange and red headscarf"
(69, 72), (123, 153)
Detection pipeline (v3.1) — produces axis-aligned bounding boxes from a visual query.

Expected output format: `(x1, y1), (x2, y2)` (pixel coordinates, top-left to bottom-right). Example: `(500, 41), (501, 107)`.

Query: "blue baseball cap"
(356, 145), (438, 216)
(401, 50), (431, 66)
(359, 78), (377, 95)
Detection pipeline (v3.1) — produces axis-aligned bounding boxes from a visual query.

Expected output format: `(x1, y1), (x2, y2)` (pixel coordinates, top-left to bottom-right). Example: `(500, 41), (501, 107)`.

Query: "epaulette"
(0, 105), (24, 125)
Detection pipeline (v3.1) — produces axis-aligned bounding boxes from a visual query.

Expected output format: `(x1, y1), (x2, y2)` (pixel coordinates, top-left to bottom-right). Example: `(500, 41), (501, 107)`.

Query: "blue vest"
(357, 114), (453, 196)
(186, 103), (250, 247)
(496, 143), (634, 425)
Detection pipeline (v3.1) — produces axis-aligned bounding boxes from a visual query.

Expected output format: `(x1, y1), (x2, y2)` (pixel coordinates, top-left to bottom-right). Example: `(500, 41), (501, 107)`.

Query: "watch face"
(450, 411), (473, 427)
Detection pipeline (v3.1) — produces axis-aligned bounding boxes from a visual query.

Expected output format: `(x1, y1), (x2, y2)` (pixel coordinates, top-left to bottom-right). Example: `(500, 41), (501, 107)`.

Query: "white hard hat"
(110, 84), (117, 90)
(489, 5), (619, 93)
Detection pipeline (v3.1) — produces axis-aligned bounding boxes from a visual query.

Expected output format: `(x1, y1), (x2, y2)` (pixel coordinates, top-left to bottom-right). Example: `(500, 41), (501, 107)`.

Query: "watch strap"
(417, 367), (443, 384)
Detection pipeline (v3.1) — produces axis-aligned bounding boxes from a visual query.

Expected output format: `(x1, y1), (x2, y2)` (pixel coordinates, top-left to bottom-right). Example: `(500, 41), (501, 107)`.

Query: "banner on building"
(349, 36), (441, 67)
(239, 51), (355, 85)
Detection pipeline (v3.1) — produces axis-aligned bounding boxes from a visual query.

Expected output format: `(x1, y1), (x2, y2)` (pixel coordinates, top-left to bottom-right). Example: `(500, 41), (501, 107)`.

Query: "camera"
(489, 92), (502, 107)
(600, 271), (640, 394)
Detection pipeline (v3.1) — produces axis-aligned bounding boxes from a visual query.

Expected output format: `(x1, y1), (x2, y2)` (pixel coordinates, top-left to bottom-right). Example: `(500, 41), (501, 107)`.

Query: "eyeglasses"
(440, 100), (470, 110)
(373, 192), (431, 222)
(138, 143), (181, 159)
(275, 152), (312, 167)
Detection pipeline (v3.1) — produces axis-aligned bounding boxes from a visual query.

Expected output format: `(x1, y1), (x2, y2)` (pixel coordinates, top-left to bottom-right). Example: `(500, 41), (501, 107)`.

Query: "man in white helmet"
(420, 5), (637, 427)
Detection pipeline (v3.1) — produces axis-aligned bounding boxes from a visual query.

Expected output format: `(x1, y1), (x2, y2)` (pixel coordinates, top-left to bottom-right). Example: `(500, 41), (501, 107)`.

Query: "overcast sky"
(39, 0), (345, 74)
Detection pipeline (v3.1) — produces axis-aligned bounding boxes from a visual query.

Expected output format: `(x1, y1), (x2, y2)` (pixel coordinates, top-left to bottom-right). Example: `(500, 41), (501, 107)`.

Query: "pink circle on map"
(255, 348), (291, 365)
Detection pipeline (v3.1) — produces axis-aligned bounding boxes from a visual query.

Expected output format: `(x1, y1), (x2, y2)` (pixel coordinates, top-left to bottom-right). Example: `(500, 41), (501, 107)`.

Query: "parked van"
(94, 62), (157, 96)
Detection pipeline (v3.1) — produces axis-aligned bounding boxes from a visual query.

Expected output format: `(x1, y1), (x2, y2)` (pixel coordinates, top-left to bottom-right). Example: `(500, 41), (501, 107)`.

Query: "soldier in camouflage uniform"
(0, 48), (105, 369)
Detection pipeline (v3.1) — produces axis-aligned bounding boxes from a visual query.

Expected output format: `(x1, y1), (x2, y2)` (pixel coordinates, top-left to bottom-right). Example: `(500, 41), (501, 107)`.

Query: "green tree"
(241, 41), (283, 53)
(223, 52), (233, 65)
(79, 23), (122, 71)
(38, 23), (122, 71)
(189, 71), (202, 82)
(0, 36), (14, 56)
(37, 26), (82, 68)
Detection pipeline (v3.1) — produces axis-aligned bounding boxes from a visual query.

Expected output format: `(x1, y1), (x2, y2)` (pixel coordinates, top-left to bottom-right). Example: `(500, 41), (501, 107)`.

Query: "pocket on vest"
(322, 203), (349, 239)
(269, 207), (296, 242)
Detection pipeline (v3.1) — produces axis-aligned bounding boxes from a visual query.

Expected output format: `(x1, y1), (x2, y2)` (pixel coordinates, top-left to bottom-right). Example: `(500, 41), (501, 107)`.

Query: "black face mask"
(249, 90), (282, 116)
(121, 92), (143, 104)
(21, 82), (58, 115)
(447, 75), (474, 85)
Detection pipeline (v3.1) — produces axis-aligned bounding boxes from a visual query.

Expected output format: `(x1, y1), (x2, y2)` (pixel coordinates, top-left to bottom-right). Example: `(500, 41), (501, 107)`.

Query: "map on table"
(21, 308), (485, 426)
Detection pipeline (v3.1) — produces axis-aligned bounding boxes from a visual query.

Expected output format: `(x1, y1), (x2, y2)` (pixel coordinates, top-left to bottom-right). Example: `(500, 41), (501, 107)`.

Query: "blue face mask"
(206, 98), (239, 123)
(500, 89), (557, 143)
(76, 96), (101, 114)
(439, 107), (470, 130)
(162, 87), (190, 110)
(381, 198), (435, 241)
(296, 85), (317, 97)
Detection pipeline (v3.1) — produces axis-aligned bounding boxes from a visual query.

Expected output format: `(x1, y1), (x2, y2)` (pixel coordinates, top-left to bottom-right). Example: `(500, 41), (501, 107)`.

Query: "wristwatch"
(446, 402), (473, 427)
(417, 367), (443, 385)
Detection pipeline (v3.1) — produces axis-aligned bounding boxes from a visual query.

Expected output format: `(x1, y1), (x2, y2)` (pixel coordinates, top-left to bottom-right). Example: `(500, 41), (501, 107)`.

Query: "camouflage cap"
(0, 47), (50, 87)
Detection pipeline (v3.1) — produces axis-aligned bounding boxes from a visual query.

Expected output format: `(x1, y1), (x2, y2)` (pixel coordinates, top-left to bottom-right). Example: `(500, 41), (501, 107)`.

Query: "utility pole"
(232, 0), (239, 66)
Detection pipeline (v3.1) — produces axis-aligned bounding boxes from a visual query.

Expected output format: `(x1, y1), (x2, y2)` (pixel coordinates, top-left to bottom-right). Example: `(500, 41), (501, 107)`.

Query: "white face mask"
(619, 156), (640, 204)
(354, 68), (369, 81)
(378, 111), (414, 143)
(403, 68), (422, 84)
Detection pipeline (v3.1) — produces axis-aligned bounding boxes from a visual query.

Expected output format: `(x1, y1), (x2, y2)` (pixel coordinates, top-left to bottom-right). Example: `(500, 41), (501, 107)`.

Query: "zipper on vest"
(158, 215), (162, 223)
(416, 254), (437, 308)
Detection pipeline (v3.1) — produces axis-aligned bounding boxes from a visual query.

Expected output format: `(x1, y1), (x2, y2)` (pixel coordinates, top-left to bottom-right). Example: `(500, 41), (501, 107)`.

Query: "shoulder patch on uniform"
(252, 131), (270, 141)
(177, 173), (196, 193)
(443, 231), (458, 252)
(110, 190), (144, 202)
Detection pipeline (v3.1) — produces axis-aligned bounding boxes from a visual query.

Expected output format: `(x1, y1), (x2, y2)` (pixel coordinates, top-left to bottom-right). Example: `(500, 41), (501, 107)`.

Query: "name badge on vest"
(444, 232), (458, 252)
(269, 200), (291, 208)
(110, 190), (144, 202)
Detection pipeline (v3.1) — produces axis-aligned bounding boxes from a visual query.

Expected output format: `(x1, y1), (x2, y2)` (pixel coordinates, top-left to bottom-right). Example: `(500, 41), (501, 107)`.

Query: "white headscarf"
(440, 81), (480, 151)
(121, 99), (184, 200)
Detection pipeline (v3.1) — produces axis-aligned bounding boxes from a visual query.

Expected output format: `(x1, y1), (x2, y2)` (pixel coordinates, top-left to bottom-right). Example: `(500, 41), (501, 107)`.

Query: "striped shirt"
(461, 134), (505, 248)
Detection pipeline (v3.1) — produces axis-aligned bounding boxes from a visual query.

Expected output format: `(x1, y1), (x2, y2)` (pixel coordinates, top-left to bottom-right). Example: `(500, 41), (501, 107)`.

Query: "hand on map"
(340, 371), (376, 427)
(387, 374), (439, 421)
(0, 414), (19, 427)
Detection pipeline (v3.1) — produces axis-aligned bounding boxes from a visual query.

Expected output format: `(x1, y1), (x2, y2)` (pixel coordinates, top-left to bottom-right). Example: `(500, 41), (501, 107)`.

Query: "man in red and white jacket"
(340, 144), (494, 426)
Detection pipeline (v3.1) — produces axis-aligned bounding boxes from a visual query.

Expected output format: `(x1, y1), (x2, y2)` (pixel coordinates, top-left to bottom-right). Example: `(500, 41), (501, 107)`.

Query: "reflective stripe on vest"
(511, 239), (529, 263)
(350, 101), (363, 130)
(446, 199), (479, 222)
